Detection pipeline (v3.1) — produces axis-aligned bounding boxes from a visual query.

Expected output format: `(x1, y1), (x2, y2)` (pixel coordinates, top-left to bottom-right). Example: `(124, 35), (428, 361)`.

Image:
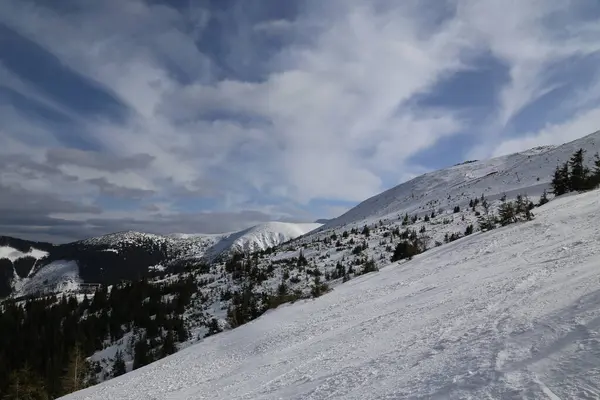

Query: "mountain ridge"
(0, 222), (322, 299)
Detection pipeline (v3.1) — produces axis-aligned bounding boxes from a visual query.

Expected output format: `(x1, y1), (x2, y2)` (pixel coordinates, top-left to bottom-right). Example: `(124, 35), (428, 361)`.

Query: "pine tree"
(590, 152), (600, 188)
(160, 330), (177, 358)
(538, 189), (549, 206)
(568, 148), (587, 191)
(464, 224), (474, 236)
(478, 198), (496, 231)
(550, 163), (569, 196)
(61, 344), (90, 395)
(3, 366), (48, 400)
(111, 350), (126, 378)
(310, 275), (328, 298)
(361, 225), (370, 237)
(497, 198), (516, 226)
(133, 336), (151, 370)
(391, 241), (419, 261)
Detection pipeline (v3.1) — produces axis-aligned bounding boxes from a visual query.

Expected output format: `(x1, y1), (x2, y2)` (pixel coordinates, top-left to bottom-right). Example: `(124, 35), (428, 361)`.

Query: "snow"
(205, 222), (322, 259)
(321, 131), (600, 231)
(61, 190), (600, 399)
(13, 260), (81, 298)
(75, 223), (321, 263)
(90, 332), (136, 377)
(0, 245), (48, 262)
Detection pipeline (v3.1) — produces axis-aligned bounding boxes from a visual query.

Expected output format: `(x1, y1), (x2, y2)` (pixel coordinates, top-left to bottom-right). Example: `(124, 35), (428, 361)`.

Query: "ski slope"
(13, 260), (81, 298)
(62, 190), (600, 399)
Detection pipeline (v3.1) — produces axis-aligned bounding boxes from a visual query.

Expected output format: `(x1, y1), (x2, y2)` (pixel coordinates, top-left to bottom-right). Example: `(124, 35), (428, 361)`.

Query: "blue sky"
(1, 0), (599, 242)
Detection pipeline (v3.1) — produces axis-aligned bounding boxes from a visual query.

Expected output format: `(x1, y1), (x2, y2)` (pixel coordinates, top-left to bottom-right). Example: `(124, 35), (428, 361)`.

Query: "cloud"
(46, 148), (154, 172)
(493, 108), (600, 157)
(85, 178), (156, 199)
(0, 0), (599, 241)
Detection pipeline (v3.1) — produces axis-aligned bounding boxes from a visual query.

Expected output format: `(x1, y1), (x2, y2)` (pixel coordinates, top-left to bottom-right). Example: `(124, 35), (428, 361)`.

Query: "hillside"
(61, 189), (600, 399)
(319, 131), (600, 231)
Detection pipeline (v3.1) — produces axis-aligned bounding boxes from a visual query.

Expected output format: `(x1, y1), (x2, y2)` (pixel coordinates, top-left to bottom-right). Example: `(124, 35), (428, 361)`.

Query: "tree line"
(0, 275), (197, 399)
(551, 148), (600, 196)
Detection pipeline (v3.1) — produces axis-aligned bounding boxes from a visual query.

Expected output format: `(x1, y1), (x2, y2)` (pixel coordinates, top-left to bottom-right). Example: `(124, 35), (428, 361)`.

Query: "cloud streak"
(0, 0), (599, 241)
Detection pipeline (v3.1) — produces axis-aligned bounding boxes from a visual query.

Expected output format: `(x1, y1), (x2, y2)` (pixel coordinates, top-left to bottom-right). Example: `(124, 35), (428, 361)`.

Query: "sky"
(1, 0), (599, 243)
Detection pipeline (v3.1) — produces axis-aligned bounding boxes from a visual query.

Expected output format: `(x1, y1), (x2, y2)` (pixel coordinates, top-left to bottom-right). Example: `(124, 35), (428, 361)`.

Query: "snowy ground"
(61, 190), (600, 400)
(13, 260), (81, 297)
(0, 245), (48, 262)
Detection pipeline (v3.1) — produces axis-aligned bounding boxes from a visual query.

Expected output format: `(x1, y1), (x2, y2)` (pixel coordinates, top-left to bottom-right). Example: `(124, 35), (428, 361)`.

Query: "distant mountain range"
(0, 222), (321, 299)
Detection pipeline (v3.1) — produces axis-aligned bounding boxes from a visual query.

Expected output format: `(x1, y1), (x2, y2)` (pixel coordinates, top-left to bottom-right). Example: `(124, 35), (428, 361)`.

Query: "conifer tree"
(550, 163), (569, 196)
(515, 194), (533, 221)
(568, 148), (587, 191)
(477, 198), (496, 231)
(111, 350), (127, 378)
(590, 152), (600, 188)
(61, 344), (90, 395)
(464, 224), (474, 236)
(160, 330), (177, 358)
(361, 225), (370, 237)
(538, 189), (549, 206)
(497, 197), (516, 226)
(3, 366), (48, 400)
(133, 336), (152, 370)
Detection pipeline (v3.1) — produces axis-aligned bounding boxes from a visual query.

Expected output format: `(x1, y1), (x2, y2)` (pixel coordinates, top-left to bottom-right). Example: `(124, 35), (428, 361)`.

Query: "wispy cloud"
(0, 0), (599, 241)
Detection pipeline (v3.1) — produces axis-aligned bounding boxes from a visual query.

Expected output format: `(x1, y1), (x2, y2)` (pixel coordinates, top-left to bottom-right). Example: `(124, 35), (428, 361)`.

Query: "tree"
(205, 318), (222, 337)
(550, 163), (568, 196)
(160, 330), (177, 358)
(515, 194), (533, 221)
(497, 198), (516, 226)
(478, 198), (496, 231)
(310, 276), (329, 298)
(3, 366), (48, 400)
(133, 336), (152, 370)
(538, 189), (549, 206)
(590, 152), (600, 188)
(464, 224), (474, 236)
(296, 251), (308, 267)
(391, 241), (419, 262)
(61, 344), (90, 394)
(361, 225), (370, 237)
(569, 148), (587, 191)
(362, 258), (378, 274)
(112, 350), (127, 378)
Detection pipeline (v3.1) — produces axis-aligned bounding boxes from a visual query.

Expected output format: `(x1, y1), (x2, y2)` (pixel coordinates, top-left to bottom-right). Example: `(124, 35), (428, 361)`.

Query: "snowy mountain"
(0, 236), (54, 297)
(319, 131), (600, 231)
(60, 188), (600, 399)
(0, 222), (321, 299)
(202, 222), (322, 259)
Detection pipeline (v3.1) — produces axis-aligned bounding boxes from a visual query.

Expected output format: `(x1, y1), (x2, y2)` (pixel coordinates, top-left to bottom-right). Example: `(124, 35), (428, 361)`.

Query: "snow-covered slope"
(13, 260), (81, 298)
(320, 131), (600, 231)
(61, 189), (600, 400)
(0, 245), (48, 262)
(204, 222), (322, 259)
